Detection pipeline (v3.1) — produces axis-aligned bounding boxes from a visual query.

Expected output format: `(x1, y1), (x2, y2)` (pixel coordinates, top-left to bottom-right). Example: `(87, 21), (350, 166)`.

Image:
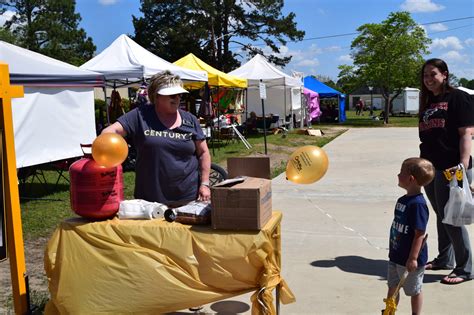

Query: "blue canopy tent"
(304, 76), (346, 122)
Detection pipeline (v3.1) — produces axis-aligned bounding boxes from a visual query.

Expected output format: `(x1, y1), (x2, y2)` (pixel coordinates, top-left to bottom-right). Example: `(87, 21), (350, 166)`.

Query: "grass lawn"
(337, 109), (418, 127)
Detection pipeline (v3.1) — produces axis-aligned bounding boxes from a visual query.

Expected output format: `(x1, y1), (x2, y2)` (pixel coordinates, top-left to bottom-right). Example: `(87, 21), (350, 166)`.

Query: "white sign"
(259, 82), (266, 100)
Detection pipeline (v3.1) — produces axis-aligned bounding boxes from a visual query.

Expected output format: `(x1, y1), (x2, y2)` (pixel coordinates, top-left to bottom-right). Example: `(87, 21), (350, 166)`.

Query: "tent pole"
(245, 88), (248, 125)
(126, 78), (132, 109)
(284, 85), (290, 130)
(300, 87), (306, 128)
(260, 80), (268, 155)
(103, 85), (110, 126)
(338, 94), (341, 123)
(217, 86), (220, 150)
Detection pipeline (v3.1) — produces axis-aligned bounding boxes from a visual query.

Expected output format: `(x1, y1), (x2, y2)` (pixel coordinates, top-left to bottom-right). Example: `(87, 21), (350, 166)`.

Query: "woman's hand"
(444, 164), (463, 181)
(198, 184), (211, 202)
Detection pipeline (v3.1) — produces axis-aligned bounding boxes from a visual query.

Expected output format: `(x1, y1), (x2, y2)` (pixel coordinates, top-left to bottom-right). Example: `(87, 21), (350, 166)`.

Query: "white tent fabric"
(80, 34), (208, 82)
(228, 54), (302, 119)
(458, 86), (474, 95)
(228, 54), (301, 88)
(0, 40), (103, 168)
(1, 40), (103, 86)
(13, 87), (96, 168)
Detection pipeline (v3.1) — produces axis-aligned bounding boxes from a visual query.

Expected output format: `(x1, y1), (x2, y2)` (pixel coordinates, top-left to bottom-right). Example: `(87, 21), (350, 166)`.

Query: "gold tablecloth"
(44, 211), (294, 314)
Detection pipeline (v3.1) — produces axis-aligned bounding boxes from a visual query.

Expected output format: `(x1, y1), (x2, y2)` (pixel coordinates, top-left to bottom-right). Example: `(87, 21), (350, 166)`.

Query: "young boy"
(386, 157), (435, 315)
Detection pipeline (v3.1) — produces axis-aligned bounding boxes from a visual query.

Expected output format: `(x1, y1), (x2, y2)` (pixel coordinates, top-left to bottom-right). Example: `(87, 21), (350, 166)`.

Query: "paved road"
(185, 127), (474, 315)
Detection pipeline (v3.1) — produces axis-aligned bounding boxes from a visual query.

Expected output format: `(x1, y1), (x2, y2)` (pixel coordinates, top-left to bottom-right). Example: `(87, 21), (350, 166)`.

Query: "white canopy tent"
(458, 86), (474, 95)
(80, 34), (208, 83)
(0, 40), (104, 168)
(228, 54), (303, 121)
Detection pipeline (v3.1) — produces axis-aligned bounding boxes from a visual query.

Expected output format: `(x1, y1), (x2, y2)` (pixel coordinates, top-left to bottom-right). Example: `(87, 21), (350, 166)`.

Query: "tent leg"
(103, 86), (110, 126)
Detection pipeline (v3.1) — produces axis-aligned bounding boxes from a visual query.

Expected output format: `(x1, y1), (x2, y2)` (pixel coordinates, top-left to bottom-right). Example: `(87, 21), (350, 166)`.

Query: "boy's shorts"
(387, 261), (424, 296)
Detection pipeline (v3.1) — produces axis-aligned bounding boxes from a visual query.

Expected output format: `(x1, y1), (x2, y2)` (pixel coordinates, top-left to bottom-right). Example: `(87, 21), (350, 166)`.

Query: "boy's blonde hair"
(402, 157), (435, 186)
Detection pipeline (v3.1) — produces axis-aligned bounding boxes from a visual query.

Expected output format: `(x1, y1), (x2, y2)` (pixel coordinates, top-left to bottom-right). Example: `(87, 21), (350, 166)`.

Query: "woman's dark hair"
(419, 58), (453, 116)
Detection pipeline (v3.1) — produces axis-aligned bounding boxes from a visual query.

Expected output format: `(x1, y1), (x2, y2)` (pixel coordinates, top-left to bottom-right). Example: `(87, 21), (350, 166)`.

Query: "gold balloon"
(286, 145), (329, 184)
(92, 133), (129, 168)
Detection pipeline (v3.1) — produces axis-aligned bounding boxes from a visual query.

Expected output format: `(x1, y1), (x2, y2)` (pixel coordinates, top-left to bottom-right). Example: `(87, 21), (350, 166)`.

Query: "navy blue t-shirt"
(389, 193), (429, 266)
(117, 105), (205, 205)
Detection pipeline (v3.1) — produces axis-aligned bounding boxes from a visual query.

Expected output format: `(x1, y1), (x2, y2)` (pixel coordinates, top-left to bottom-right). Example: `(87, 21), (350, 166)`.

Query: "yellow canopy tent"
(174, 53), (247, 89)
(174, 54), (247, 151)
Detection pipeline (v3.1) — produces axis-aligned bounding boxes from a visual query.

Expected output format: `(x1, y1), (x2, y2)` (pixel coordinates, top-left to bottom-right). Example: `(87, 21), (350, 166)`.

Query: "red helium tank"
(69, 155), (124, 219)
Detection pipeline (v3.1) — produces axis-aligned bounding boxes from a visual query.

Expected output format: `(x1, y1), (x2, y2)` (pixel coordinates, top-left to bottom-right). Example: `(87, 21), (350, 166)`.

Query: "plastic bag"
(443, 165), (474, 226)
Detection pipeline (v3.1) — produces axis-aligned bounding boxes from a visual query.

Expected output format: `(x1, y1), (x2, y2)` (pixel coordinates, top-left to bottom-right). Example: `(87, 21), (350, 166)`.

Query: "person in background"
(356, 99), (364, 116)
(244, 111), (258, 134)
(102, 70), (211, 206)
(418, 58), (473, 285)
(385, 157), (434, 315)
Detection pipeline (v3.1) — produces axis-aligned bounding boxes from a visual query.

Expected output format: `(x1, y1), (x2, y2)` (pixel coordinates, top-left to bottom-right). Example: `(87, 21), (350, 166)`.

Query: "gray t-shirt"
(118, 105), (205, 205)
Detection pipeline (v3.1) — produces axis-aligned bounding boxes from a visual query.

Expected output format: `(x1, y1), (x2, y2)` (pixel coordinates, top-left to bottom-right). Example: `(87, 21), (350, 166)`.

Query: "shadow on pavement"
(311, 256), (387, 279)
(210, 300), (250, 313)
(311, 255), (445, 284)
(166, 300), (250, 314)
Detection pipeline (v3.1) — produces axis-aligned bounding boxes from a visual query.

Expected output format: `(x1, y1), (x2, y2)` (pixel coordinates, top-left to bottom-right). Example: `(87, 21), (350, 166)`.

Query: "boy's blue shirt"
(389, 193), (429, 266)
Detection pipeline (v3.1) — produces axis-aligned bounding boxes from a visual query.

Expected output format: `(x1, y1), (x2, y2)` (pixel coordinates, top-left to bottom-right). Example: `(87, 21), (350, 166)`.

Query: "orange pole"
(0, 62), (28, 314)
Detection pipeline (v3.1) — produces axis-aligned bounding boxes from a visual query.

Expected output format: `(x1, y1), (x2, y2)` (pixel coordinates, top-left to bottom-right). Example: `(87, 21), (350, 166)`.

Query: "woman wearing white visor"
(102, 70), (211, 206)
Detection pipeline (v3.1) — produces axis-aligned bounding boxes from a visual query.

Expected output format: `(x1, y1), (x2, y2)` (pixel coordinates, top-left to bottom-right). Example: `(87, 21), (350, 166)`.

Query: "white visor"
(157, 84), (189, 96)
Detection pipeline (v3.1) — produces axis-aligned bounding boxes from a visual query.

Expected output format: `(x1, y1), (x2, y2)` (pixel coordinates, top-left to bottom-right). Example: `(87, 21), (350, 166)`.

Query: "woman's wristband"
(200, 181), (210, 187)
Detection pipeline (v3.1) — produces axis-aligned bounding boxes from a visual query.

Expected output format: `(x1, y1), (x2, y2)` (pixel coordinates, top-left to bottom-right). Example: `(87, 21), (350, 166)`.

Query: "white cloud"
(0, 10), (15, 27)
(400, 0), (444, 13)
(338, 55), (353, 63)
(99, 0), (119, 5)
(308, 44), (323, 54)
(429, 23), (448, 32)
(295, 59), (320, 67)
(440, 50), (467, 63)
(278, 45), (289, 54)
(431, 36), (464, 50)
(452, 67), (474, 79)
(465, 38), (474, 47)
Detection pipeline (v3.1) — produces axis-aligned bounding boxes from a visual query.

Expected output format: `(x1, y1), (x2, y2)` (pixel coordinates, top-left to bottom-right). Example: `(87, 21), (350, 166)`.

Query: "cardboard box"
(227, 156), (271, 179)
(211, 177), (272, 230)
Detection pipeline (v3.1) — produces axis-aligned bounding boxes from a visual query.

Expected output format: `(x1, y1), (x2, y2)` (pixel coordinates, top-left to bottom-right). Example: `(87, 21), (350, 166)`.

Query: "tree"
(132, 0), (304, 72)
(0, 27), (16, 44)
(336, 64), (359, 94)
(449, 73), (459, 87)
(343, 11), (430, 123)
(458, 77), (474, 89)
(0, 0), (95, 66)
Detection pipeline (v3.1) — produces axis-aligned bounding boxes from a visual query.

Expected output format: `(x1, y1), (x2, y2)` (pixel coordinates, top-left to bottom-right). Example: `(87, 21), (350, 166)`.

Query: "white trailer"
(392, 88), (419, 114)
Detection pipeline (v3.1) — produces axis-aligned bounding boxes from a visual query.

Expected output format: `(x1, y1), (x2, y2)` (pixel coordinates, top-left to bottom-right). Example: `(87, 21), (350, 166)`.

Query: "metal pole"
(103, 86), (110, 125)
(261, 98), (268, 155)
(260, 80), (268, 155)
(245, 88), (248, 124)
(231, 124), (251, 149)
(284, 85), (290, 130)
(370, 88), (374, 116)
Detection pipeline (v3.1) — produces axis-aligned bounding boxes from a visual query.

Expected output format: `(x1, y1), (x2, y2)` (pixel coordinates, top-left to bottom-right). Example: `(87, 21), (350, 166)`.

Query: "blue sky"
(16, 0), (474, 80)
